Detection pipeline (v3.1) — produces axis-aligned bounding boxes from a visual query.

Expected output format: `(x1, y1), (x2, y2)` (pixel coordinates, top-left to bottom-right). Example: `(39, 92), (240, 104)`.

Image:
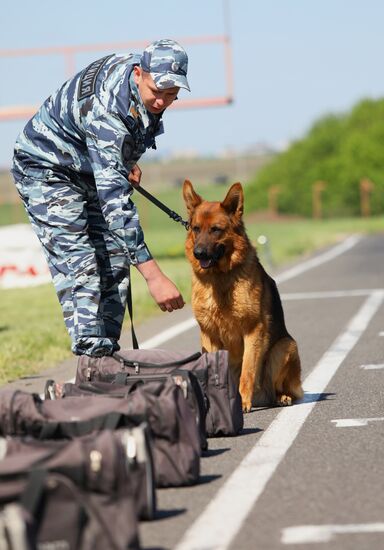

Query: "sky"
(0, 0), (383, 168)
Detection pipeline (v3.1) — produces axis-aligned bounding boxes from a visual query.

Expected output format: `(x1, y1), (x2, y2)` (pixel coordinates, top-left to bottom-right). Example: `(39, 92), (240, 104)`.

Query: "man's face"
(134, 66), (180, 114)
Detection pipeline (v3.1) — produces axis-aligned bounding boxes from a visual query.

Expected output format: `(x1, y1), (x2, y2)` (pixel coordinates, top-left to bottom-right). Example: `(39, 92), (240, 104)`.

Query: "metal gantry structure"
(0, 33), (234, 122)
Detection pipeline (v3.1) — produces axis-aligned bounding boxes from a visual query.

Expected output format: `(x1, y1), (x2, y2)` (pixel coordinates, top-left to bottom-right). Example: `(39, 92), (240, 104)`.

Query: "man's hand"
(146, 274), (185, 312)
(135, 259), (185, 312)
(128, 164), (142, 187)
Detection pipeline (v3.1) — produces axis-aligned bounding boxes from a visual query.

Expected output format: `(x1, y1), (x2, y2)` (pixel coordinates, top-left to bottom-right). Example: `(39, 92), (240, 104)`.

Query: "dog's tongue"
(199, 258), (213, 269)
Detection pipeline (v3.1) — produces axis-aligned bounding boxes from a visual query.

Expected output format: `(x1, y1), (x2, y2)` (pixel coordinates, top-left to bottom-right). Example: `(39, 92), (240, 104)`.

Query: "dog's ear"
(221, 183), (244, 218)
(183, 180), (203, 212)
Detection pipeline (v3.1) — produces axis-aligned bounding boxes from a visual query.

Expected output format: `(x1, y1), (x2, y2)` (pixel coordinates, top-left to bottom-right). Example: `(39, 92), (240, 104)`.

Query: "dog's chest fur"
(191, 260), (263, 346)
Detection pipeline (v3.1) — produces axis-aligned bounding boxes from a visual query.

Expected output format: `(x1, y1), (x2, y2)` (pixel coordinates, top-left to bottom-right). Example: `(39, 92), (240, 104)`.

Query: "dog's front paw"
(242, 401), (252, 413)
(240, 393), (253, 413)
(239, 382), (253, 413)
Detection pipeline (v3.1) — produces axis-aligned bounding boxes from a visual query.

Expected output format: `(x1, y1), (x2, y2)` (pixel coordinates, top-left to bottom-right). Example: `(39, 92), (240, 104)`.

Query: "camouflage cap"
(140, 39), (190, 92)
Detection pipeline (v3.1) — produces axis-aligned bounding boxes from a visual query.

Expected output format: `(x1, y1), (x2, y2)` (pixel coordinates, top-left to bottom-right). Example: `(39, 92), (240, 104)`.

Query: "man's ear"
(221, 183), (244, 218)
(133, 65), (141, 85)
(183, 180), (202, 213)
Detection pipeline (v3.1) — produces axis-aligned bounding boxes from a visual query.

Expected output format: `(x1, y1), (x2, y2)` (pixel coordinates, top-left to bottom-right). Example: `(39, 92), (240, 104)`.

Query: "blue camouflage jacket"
(13, 53), (165, 264)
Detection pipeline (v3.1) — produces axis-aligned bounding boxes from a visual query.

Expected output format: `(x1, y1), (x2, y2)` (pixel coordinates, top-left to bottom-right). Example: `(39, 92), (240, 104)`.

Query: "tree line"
(245, 98), (384, 217)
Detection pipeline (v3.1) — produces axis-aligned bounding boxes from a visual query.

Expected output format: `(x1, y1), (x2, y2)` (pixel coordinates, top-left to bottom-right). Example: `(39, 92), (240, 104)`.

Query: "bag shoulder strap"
(20, 469), (47, 515)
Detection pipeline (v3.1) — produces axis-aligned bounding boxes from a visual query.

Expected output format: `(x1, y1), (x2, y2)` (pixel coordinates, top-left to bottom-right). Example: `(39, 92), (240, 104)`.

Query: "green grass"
(1, 186), (383, 385)
(0, 259), (193, 386)
(0, 203), (27, 226)
(243, 216), (384, 267)
(0, 284), (70, 383)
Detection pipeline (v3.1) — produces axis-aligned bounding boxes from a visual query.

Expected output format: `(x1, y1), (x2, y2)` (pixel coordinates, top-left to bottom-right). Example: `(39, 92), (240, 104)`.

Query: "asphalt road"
(9, 234), (384, 550)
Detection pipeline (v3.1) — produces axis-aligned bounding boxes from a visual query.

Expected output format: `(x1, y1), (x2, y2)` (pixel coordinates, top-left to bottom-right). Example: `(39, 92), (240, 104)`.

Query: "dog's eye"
(210, 226), (222, 234)
(192, 226), (200, 234)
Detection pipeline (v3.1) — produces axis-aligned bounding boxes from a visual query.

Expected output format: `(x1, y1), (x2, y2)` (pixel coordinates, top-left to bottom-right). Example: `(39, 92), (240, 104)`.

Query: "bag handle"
(113, 350), (202, 368)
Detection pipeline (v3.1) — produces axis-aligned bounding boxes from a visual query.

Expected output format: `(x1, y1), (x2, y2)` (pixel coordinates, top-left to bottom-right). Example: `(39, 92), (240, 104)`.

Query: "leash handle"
(134, 185), (190, 230)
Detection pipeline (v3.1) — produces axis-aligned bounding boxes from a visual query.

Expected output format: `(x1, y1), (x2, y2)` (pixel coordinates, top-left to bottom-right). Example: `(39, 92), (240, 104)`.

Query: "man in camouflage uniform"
(12, 39), (190, 357)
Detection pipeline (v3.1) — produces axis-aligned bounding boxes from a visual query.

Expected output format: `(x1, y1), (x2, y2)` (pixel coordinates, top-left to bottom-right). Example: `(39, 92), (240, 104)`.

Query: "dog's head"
(182, 180), (248, 272)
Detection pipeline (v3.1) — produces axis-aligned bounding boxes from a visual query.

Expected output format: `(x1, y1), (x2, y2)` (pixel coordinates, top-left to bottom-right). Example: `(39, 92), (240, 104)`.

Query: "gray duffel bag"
(0, 430), (141, 550)
(76, 349), (244, 437)
(0, 381), (200, 490)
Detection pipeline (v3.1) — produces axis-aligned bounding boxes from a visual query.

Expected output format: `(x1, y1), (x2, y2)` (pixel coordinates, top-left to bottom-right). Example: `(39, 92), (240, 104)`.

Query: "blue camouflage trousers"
(13, 167), (129, 356)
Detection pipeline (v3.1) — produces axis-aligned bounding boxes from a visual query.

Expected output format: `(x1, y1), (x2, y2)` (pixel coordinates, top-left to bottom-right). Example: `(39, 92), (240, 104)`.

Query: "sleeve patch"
(78, 55), (113, 101)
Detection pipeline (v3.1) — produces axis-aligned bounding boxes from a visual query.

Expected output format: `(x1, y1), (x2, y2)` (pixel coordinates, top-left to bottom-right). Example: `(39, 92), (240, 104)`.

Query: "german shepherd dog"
(183, 180), (303, 412)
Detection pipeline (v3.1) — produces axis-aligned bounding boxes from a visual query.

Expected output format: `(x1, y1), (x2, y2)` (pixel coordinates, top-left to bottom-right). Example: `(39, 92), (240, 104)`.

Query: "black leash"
(127, 185), (189, 349)
(134, 184), (190, 230)
(127, 282), (139, 350)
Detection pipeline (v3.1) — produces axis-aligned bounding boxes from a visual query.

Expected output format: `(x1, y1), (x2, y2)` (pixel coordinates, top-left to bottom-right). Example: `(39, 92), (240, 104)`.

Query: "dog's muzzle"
(193, 244), (225, 269)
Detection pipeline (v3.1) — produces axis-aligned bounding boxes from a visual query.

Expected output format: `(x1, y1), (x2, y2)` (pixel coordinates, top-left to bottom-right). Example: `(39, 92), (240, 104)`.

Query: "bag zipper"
(214, 352), (220, 386)
(119, 373), (191, 399)
(120, 425), (156, 518)
(90, 449), (102, 474)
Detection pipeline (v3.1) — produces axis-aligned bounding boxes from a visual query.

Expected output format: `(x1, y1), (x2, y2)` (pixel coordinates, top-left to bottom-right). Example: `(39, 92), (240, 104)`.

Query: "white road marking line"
(281, 522), (384, 544)
(59, 234), (364, 388)
(61, 286), (378, 390)
(138, 237), (365, 350)
(360, 363), (384, 370)
(275, 234), (362, 284)
(62, 290), (373, 392)
(281, 288), (383, 300)
(139, 317), (198, 349)
(173, 290), (384, 550)
(331, 417), (384, 427)
(54, 235), (363, 394)
(137, 236), (364, 351)
(379, 331), (384, 337)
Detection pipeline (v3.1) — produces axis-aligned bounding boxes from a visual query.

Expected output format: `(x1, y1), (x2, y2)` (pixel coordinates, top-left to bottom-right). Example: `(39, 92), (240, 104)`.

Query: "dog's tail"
(252, 379), (275, 407)
(269, 336), (303, 402)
